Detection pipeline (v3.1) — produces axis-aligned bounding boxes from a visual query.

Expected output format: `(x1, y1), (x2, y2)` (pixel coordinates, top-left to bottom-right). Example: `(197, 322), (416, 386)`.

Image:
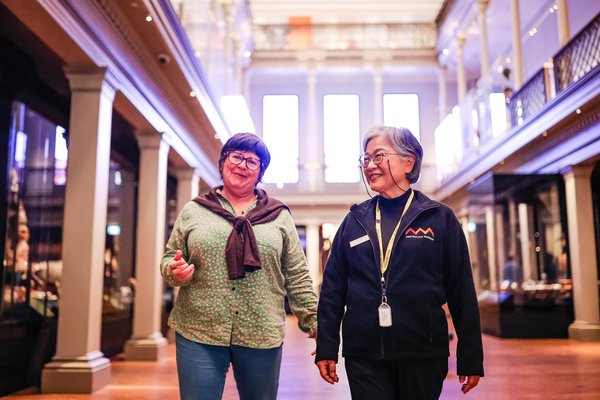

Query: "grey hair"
(362, 125), (423, 184)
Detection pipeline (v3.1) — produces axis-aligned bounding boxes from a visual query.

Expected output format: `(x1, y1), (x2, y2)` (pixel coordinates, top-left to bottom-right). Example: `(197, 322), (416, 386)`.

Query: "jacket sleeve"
(443, 209), (485, 377)
(280, 210), (318, 336)
(315, 217), (350, 364)
(160, 202), (193, 288)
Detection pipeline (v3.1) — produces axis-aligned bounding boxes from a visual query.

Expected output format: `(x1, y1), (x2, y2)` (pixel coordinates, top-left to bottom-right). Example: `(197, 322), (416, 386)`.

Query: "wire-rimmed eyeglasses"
(358, 152), (404, 168)
(227, 152), (262, 170)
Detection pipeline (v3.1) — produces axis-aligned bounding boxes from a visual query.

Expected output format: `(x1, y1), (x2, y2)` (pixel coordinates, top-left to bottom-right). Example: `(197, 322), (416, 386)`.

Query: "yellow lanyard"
(375, 190), (414, 282)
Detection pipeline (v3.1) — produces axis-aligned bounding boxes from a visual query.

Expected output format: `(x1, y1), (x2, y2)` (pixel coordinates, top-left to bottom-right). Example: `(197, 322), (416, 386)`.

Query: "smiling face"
(222, 150), (262, 198)
(363, 134), (415, 199)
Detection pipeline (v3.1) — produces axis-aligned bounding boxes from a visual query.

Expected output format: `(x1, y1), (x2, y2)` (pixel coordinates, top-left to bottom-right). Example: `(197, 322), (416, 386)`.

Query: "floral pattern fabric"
(161, 194), (317, 349)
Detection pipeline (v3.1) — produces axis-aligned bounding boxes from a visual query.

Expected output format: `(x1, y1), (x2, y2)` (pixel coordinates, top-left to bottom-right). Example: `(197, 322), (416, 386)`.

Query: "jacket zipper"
(351, 203), (439, 359)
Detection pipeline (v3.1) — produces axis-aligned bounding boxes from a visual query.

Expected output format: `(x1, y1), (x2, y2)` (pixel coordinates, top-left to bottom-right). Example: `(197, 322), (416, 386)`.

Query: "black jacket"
(316, 190), (484, 377)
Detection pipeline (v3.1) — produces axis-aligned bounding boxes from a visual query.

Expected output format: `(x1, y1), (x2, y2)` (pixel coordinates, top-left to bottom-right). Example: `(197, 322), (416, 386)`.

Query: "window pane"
(383, 94), (420, 141)
(262, 95), (299, 184)
(489, 92), (508, 137)
(324, 94), (360, 183)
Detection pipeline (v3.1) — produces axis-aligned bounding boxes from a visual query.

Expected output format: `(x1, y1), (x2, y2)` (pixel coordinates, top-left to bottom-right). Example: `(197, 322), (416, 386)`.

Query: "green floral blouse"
(160, 193), (318, 349)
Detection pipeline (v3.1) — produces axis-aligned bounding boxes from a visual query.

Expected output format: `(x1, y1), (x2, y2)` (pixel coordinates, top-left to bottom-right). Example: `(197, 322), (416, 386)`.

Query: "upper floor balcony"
(434, 13), (600, 200)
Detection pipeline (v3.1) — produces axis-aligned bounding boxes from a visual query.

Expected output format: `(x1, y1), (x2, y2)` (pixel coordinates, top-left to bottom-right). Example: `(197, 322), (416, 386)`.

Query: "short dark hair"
(218, 133), (271, 184)
(363, 125), (423, 183)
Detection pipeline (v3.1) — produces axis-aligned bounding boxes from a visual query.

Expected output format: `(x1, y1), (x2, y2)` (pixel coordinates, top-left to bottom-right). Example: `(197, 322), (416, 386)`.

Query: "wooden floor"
(5, 316), (600, 400)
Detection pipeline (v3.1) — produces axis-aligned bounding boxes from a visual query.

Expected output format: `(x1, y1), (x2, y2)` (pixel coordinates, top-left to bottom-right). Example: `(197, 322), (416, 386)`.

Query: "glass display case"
(467, 173), (573, 338)
(2, 102), (65, 320)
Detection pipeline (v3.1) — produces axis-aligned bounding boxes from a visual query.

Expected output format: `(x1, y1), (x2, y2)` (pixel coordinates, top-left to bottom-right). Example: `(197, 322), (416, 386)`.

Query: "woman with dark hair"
(161, 133), (317, 400)
(315, 126), (484, 399)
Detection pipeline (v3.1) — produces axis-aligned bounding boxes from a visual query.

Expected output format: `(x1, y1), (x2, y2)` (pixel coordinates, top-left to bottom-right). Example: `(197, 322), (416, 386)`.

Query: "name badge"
(349, 235), (369, 248)
(378, 302), (392, 327)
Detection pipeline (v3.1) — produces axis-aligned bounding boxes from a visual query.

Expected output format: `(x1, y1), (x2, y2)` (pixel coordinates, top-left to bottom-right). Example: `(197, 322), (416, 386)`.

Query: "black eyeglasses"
(358, 152), (404, 168)
(227, 152), (262, 171)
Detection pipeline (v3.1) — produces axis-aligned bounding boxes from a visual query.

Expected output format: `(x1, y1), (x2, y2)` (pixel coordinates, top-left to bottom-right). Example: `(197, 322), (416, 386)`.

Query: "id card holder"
(378, 302), (392, 327)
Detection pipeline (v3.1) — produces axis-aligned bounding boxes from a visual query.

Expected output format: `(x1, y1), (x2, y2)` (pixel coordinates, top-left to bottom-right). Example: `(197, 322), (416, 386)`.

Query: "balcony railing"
(252, 23), (437, 51)
(508, 68), (547, 127)
(554, 13), (600, 94)
(434, 12), (600, 184)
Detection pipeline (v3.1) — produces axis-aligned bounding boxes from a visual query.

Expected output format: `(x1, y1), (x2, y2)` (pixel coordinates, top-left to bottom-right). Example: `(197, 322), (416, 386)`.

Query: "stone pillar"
(478, 0), (491, 77)
(518, 203), (535, 282)
(305, 223), (321, 294)
(437, 63), (448, 122)
(495, 207), (506, 276)
(372, 66), (383, 124)
(510, 0), (524, 88)
(563, 166), (600, 341)
(485, 206), (498, 291)
(42, 66), (117, 393)
(221, 0), (233, 94)
(305, 67), (319, 191)
(456, 34), (467, 103)
(557, 0), (571, 46)
(233, 34), (243, 92)
(124, 131), (170, 360)
(176, 168), (200, 213)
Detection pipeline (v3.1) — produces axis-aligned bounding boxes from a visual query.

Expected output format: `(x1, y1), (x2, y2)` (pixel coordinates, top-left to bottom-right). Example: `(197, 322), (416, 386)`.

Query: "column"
(563, 166), (600, 341)
(305, 223), (321, 294)
(42, 66), (117, 393)
(510, 0), (524, 88)
(175, 167), (200, 213)
(507, 199), (518, 257)
(459, 215), (481, 292)
(495, 207), (506, 276)
(124, 131), (170, 360)
(305, 67), (319, 191)
(456, 34), (467, 103)
(233, 34), (243, 93)
(221, 0), (233, 94)
(518, 203), (535, 282)
(437, 63), (448, 122)
(485, 206), (498, 291)
(478, 0), (491, 77)
(557, 0), (571, 46)
(372, 66), (383, 124)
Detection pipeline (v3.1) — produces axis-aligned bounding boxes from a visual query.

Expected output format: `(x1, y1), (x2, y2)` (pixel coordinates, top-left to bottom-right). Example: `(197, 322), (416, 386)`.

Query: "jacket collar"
(350, 189), (439, 222)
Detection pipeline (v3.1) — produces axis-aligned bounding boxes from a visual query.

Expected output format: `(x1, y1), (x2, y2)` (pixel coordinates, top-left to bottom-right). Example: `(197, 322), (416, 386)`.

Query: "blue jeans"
(175, 333), (283, 400)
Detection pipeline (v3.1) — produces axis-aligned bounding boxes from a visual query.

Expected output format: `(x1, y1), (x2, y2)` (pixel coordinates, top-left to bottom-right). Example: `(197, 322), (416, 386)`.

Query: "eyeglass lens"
(229, 152), (261, 170)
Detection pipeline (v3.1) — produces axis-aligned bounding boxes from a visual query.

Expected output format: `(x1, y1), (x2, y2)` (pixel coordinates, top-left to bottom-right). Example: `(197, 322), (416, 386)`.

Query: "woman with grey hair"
(315, 126), (483, 399)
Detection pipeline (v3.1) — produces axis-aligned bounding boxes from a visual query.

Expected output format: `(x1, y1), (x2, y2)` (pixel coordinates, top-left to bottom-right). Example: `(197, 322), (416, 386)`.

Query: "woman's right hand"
(169, 250), (195, 283)
(316, 360), (339, 385)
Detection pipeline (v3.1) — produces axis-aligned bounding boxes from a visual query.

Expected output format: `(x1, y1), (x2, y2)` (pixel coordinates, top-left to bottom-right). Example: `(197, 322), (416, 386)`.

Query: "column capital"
(175, 167), (198, 180)
(478, 0), (490, 13)
(63, 65), (119, 96)
(561, 164), (594, 179)
(135, 130), (168, 150)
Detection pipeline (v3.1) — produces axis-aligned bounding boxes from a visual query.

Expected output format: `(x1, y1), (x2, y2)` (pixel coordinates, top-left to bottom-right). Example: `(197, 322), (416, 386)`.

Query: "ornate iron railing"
(508, 69), (547, 127)
(553, 13), (600, 93)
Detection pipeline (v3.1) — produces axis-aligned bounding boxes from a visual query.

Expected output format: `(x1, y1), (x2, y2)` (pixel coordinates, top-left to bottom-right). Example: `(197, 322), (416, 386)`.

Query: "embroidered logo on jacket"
(405, 227), (435, 241)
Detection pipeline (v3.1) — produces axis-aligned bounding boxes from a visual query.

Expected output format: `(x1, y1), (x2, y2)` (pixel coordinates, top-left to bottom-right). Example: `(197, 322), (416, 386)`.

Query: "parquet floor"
(5, 316), (600, 399)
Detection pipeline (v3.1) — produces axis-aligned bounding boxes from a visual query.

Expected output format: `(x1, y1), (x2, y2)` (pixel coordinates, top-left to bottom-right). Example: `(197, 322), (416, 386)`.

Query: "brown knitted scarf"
(193, 187), (289, 280)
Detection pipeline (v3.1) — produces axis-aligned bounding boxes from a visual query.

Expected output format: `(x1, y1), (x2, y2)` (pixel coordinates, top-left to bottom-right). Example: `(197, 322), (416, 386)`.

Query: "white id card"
(378, 302), (392, 327)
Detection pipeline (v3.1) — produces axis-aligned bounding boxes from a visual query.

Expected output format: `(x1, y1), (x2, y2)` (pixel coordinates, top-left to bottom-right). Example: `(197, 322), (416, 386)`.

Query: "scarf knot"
(234, 217), (248, 232)
(193, 188), (289, 279)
